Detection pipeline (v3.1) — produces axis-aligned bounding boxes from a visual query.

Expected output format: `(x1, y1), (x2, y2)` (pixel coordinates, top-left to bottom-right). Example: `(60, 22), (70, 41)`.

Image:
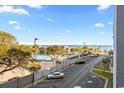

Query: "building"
(114, 5), (124, 88)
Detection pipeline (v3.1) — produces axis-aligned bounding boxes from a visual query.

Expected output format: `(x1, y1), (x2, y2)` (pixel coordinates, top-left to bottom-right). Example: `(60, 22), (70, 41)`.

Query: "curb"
(93, 69), (110, 73)
(90, 65), (108, 88)
(23, 77), (46, 88)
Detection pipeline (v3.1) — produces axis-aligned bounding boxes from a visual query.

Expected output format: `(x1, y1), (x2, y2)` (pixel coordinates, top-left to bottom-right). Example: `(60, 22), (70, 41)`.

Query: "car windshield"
(54, 72), (60, 74)
(53, 73), (60, 75)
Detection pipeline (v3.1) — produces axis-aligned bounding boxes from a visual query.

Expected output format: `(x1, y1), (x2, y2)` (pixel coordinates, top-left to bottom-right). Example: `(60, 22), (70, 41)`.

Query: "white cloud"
(14, 9), (29, 15)
(13, 25), (20, 30)
(66, 30), (72, 33)
(47, 18), (54, 22)
(97, 5), (111, 11)
(8, 20), (21, 30)
(108, 22), (113, 25)
(8, 20), (20, 25)
(28, 5), (43, 9)
(93, 23), (104, 28)
(0, 5), (29, 15)
(0, 5), (13, 12)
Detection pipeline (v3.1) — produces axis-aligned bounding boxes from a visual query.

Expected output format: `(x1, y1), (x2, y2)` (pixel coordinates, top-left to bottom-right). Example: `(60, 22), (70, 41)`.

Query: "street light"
(32, 38), (38, 85)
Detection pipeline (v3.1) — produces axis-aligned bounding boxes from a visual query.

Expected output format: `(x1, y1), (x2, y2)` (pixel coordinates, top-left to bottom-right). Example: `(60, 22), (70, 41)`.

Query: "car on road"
(90, 54), (99, 57)
(47, 72), (64, 79)
(75, 61), (86, 64)
(73, 86), (82, 88)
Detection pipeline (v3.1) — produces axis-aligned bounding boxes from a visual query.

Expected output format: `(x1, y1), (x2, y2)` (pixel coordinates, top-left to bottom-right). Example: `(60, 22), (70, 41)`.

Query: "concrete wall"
(50, 66), (57, 73)
(17, 74), (33, 88)
(115, 5), (124, 88)
(0, 79), (17, 88)
(0, 74), (34, 88)
(42, 69), (50, 77)
(34, 70), (43, 81)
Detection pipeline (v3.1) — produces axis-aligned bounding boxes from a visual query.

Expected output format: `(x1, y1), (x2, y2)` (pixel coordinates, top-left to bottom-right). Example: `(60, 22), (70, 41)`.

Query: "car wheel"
(61, 77), (64, 79)
(48, 77), (51, 79)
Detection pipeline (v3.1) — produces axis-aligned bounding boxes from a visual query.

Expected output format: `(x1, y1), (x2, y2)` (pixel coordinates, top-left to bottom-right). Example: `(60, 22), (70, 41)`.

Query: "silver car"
(47, 72), (64, 79)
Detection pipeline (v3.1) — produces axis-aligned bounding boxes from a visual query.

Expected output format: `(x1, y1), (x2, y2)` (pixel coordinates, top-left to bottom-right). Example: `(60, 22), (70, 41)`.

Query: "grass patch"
(92, 70), (113, 88)
(107, 78), (113, 88)
(94, 65), (110, 71)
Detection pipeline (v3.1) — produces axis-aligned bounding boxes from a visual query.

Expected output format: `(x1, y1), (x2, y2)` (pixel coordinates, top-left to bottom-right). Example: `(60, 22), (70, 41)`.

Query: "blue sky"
(0, 5), (113, 45)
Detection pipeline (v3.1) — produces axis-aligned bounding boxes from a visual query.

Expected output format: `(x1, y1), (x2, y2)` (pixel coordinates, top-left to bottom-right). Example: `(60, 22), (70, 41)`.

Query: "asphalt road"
(31, 56), (105, 88)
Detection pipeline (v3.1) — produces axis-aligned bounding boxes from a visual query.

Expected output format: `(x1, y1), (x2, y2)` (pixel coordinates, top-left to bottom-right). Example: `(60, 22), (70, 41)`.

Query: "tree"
(70, 48), (82, 54)
(0, 48), (32, 74)
(88, 48), (94, 54)
(16, 45), (33, 54)
(32, 44), (39, 55)
(95, 45), (101, 55)
(0, 31), (17, 46)
(108, 50), (113, 55)
(25, 60), (41, 83)
(0, 31), (18, 58)
(102, 58), (110, 72)
(82, 42), (90, 55)
(46, 45), (67, 63)
(0, 31), (40, 74)
(0, 45), (10, 58)
(26, 61), (41, 71)
(39, 47), (47, 54)
(103, 50), (108, 54)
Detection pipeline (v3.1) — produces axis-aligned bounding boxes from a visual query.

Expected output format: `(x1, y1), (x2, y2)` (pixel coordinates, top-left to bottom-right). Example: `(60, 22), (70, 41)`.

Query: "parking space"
(76, 72), (105, 88)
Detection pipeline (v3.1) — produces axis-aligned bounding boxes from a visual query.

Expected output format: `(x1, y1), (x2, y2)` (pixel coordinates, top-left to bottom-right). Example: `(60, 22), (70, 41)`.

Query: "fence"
(0, 55), (83, 88)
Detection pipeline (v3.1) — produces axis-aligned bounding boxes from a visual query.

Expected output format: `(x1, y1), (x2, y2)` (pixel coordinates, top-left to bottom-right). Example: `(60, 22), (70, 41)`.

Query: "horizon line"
(19, 44), (113, 46)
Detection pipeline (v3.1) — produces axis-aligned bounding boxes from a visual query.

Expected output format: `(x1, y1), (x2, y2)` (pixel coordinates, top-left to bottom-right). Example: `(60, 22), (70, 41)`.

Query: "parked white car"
(47, 72), (64, 79)
(73, 86), (82, 88)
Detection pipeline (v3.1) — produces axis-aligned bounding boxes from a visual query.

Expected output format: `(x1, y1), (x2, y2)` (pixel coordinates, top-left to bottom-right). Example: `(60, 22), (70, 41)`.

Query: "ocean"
(40, 45), (113, 50)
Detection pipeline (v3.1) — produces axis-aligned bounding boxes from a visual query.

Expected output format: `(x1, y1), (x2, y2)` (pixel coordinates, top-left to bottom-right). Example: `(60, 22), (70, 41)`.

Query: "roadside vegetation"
(92, 70), (113, 88)
(94, 65), (110, 71)
(0, 31), (41, 74)
(92, 57), (113, 88)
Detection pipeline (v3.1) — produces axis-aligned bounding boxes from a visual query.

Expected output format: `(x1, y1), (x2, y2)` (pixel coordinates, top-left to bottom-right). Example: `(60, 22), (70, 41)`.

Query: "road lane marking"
(87, 81), (93, 83)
